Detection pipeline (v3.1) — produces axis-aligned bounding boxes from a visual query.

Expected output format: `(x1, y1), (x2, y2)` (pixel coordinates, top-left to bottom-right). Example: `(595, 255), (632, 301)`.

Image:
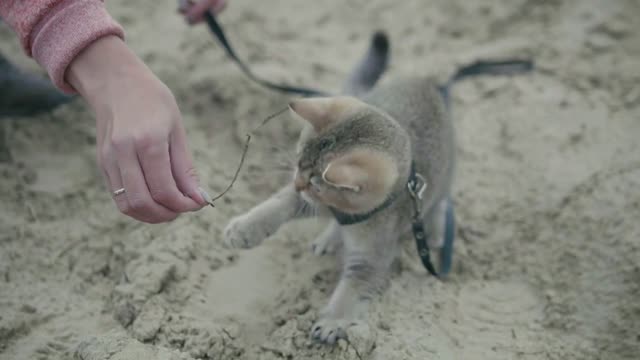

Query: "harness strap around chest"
(329, 162), (455, 278)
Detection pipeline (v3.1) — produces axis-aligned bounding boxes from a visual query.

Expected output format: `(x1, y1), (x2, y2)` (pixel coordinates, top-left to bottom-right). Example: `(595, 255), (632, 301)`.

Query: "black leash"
(406, 163), (454, 278)
(203, 12), (328, 97)
(438, 59), (534, 108)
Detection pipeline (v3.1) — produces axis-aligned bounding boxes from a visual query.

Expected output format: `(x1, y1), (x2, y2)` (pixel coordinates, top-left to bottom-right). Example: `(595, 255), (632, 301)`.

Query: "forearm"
(0, 0), (124, 93)
(66, 35), (154, 112)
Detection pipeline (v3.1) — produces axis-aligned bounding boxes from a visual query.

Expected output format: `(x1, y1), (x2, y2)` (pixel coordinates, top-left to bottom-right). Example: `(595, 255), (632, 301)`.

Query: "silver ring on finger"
(112, 188), (126, 197)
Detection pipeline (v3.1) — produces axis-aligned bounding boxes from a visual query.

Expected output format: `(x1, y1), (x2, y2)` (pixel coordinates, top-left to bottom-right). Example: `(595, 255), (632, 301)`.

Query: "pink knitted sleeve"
(0, 0), (125, 93)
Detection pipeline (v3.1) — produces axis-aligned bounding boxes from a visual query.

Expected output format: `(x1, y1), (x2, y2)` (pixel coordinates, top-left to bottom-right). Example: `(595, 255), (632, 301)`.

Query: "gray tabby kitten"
(223, 32), (454, 344)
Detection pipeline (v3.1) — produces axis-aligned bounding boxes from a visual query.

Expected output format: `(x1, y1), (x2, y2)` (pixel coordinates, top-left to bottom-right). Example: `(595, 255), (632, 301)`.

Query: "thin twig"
(344, 337), (364, 360)
(204, 106), (290, 207)
(221, 327), (236, 340)
(26, 202), (39, 223)
(206, 133), (251, 206)
(258, 106), (289, 128)
(259, 345), (286, 358)
(56, 237), (87, 259)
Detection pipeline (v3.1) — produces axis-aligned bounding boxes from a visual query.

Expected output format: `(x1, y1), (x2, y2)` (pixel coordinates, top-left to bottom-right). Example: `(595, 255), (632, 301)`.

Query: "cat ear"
(322, 163), (364, 192)
(322, 149), (399, 197)
(288, 96), (363, 131)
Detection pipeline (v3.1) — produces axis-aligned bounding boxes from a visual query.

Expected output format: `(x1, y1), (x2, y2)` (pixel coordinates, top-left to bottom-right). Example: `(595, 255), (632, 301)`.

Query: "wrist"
(66, 36), (151, 112)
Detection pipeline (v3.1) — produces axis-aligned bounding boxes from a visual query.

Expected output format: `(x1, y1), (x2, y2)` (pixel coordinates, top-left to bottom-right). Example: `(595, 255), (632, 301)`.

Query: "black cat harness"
(328, 162), (455, 278)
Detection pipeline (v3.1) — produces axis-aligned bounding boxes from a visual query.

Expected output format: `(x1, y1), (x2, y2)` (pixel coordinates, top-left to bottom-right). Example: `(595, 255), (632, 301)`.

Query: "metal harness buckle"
(407, 173), (427, 217)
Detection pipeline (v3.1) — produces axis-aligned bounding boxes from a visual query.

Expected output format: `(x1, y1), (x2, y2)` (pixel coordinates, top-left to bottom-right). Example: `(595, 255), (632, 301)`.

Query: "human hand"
(67, 36), (208, 223)
(178, 0), (227, 25)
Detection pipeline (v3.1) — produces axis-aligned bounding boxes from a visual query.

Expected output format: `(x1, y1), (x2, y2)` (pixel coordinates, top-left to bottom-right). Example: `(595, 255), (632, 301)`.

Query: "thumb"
(186, 0), (227, 24)
(170, 127), (207, 207)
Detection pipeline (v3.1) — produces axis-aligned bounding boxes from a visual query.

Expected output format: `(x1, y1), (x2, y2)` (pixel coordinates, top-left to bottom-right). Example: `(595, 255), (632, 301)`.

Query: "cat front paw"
(311, 317), (376, 357)
(223, 214), (271, 249)
(311, 234), (339, 257)
(310, 316), (354, 345)
(311, 224), (342, 256)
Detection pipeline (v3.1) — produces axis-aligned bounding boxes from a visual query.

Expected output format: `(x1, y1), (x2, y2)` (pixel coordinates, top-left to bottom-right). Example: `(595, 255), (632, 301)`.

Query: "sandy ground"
(1, 0), (639, 359)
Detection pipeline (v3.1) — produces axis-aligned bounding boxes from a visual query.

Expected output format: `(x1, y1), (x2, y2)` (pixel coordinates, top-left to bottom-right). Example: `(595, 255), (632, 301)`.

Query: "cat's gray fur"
(223, 31), (454, 344)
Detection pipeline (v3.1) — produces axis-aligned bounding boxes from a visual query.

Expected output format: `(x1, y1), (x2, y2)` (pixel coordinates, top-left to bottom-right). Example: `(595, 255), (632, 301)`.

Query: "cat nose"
(294, 176), (307, 192)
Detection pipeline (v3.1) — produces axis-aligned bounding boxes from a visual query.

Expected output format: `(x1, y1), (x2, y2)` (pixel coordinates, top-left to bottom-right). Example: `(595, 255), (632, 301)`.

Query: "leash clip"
(407, 173), (427, 217)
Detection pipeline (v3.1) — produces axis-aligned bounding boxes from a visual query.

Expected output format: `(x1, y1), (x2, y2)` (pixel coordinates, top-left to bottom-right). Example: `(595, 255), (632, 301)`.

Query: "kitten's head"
(289, 96), (411, 214)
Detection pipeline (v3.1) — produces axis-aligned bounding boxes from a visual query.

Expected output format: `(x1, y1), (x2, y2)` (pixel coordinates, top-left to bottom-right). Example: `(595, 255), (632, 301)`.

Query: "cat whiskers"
(269, 146), (298, 172)
(311, 202), (322, 227)
(242, 147), (295, 176)
(245, 143), (296, 176)
(292, 201), (306, 219)
(247, 162), (292, 176)
(294, 196), (319, 219)
(267, 143), (297, 161)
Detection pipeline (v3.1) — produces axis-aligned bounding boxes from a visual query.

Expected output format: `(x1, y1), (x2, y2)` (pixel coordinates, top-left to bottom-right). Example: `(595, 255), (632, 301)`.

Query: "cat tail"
(342, 31), (390, 96)
(438, 59), (534, 107)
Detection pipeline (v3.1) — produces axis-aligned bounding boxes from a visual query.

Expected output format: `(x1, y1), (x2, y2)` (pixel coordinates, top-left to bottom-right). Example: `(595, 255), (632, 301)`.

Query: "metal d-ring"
(407, 173), (427, 217)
